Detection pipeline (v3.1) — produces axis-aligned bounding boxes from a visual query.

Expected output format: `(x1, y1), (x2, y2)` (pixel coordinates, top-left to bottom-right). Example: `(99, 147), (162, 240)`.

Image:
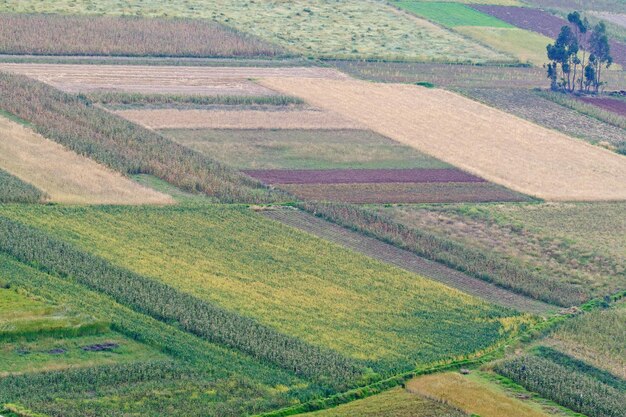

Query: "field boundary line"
(261, 208), (554, 315)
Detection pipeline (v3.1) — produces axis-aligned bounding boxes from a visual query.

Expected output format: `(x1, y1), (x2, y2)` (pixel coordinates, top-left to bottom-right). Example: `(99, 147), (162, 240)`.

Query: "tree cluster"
(546, 12), (613, 93)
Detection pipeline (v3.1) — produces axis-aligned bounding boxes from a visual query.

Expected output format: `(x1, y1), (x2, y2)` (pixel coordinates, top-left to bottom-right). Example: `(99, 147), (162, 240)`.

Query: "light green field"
(394, 2), (514, 27)
(399, 0), (520, 4)
(0, 0), (514, 62)
(456, 27), (552, 66)
(0, 205), (526, 373)
(162, 129), (451, 170)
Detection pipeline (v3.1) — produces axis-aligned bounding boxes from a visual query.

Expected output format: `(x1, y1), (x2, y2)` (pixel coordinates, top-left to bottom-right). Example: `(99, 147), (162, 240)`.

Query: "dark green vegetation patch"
(0, 169), (45, 204)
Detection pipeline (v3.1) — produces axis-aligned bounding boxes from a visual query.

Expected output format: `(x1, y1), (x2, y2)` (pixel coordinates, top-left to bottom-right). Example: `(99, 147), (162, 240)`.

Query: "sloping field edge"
(261, 208), (553, 315)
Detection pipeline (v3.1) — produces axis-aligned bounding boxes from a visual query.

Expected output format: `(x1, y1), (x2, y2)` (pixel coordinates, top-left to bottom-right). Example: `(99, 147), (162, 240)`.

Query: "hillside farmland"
(261, 78), (626, 201)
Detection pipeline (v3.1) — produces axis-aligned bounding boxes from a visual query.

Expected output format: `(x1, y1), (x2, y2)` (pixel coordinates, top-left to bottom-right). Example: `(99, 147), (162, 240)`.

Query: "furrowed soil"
(261, 78), (626, 201)
(262, 208), (554, 315)
(0, 115), (173, 205)
(279, 183), (530, 204)
(115, 109), (363, 129)
(0, 63), (348, 95)
(577, 97), (626, 117)
(244, 168), (484, 184)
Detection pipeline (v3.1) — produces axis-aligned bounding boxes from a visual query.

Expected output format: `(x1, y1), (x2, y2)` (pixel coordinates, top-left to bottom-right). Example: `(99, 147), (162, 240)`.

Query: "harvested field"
(0, 14), (284, 57)
(117, 109), (362, 130)
(577, 97), (626, 117)
(471, 5), (626, 66)
(261, 78), (626, 201)
(280, 183), (530, 204)
(0, 0), (514, 63)
(455, 27), (551, 66)
(462, 88), (626, 152)
(522, 0), (626, 14)
(262, 208), (553, 314)
(407, 372), (554, 417)
(162, 129), (450, 170)
(244, 168), (484, 184)
(0, 115), (173, 205)
(331, 60), (626, 90)
(0, 63), (347, 95)
(590, 12), (626, 29)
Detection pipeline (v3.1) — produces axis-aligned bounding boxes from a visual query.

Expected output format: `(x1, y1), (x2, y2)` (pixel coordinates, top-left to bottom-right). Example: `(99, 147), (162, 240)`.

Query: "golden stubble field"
(260, 78), (626, 201)
(0, 116), (173, 205)
(115, 108), (363, 129)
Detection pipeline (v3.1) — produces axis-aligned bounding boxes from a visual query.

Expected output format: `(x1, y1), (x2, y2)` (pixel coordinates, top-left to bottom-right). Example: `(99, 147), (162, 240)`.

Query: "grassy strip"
(0, 215), (363, 386)
(0, 72), (286, 204)
(0, 321), (109, 343)
(538, 91), (626, 136)
(0, 170), (46, 204)
(494, 354), (626, 417)
(298, 202), (583, 307)
(87, 92), (304, 107)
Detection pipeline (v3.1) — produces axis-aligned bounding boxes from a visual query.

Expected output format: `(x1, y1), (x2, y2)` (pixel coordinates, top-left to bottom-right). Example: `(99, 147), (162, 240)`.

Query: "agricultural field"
(261, 77), (626, 201)
(374, 202), (626, 306)
(577, 96), (626, 117)
(591, 12), (626, 29)
(462, 88), (626, 154)
(0, 169), (45, 204)
(521, 0), (626, 14)
(116, 108), (363, 130)
(163, 129), (450, 170)
(394, 2), (514, 28)
(0, 114), (172, 205)
(0, 204), (526, 375)
(0, 13), (284, 57)
(0, 0), (514, 63)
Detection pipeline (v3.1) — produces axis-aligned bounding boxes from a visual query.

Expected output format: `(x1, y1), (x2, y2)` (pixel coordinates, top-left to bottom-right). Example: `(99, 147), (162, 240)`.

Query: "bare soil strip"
(116, 109), (363, 129)
(262, 208), (554, 315)
(244, 168), (484, 184)
(0, 115), (173, 205)
(0, 63), (348, 95)
(261, 78), (626, 201)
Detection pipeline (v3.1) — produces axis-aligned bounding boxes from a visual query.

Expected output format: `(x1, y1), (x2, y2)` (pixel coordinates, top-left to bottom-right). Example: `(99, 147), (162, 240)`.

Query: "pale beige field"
(0, 116), (173, 205)
(0, 63), (348, 95)
(115, 109), (363, 130)
(407, 372), (552, 417)
(261, 78), (626, 201)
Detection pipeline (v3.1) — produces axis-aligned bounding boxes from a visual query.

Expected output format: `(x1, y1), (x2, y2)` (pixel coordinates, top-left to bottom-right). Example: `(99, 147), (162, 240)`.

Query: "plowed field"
(261, 78), (626, 201)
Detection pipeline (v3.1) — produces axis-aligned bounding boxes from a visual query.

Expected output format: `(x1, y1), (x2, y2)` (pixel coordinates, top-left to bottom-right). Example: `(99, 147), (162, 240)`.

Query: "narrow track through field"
(262, 208), (554, 315)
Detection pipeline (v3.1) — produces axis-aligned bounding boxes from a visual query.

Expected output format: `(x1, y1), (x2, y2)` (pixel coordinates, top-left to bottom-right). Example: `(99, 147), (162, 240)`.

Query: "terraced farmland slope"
(0, 0), (514, 62)
(0, 115), (173, 205)
(0, 205), (525, 375)
(261, 78), (626, 201)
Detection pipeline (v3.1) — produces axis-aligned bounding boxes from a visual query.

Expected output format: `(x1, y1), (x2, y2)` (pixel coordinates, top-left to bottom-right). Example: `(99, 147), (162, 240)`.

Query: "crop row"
(0, 169), (45, 204)
(298, 202), (585, 306)
(0, 216), (364, 386)
(494, 353), (626, 417)
(0, 72), (285, 204)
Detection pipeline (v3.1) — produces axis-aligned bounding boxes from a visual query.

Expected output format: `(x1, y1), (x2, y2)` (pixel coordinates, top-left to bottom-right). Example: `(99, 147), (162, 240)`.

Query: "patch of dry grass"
(0, 115), (173, 205)
(261, 78), (626, 201)
(116, 109), (363, 129)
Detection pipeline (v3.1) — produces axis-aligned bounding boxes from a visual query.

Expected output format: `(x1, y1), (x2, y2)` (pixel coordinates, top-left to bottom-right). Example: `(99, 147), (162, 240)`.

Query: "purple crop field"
(578, 97), (626, 117)
(244, 168), (485, 185)
(471, 5), (626, 66)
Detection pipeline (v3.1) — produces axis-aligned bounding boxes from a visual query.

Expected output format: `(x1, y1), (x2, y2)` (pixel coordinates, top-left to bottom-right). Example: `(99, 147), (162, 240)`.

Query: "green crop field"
(163, 129), (451, 170)
(394, 2), (514, 27)
(0, 205), (525, 375)
(0, 169), (45, 204)
(0, 0), (514, 62)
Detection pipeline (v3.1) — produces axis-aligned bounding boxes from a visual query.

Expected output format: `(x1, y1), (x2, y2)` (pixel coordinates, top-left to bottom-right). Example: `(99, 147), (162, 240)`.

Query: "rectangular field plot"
(163, 129), (451, 170)
(281, 182), (530, 204)
(261, 78), (626, 201)
(376, 202), (626, 306)
(0, 14), (284, 58)
(116, 109), (363, 129)
(395, 2), (513, 27)
(0, 115), (173, 205)
(577, 97), (626, 117)
(0, 205), (524, 374)
(0, 63), (347, 95)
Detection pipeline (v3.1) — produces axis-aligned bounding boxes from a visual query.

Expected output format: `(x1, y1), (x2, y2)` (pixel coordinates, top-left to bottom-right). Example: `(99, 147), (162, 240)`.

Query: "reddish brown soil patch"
(577, 97), (626, 117)
(244, 168), (485, 184)
(471, 5), (626, 67)
(81, 342), (120, 352)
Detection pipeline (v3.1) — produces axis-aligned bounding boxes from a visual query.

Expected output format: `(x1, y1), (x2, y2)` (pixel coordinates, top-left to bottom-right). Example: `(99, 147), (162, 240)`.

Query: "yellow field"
(456, 27), (552, 67)
(407, 372), (552, 417)
(0, 116), (173, 205)
(115, 109), (363, 129)
(260, 78), (626, 201)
